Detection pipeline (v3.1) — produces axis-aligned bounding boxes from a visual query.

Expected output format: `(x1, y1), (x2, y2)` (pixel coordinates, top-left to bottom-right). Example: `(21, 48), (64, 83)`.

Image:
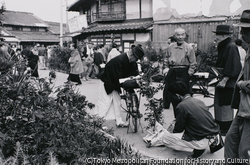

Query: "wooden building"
(0, 10), (60, 47)
(67, 0), (153, 52)
(67, 0), (250, 52)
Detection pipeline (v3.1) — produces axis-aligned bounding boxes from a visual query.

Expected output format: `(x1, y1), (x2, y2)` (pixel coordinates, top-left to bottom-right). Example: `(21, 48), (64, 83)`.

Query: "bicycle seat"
(122, 79), (140, 89)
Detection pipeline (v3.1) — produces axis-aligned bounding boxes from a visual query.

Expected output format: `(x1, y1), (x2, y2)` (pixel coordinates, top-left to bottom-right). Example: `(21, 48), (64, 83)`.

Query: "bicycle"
(120, 77), (143, 133)
(189, 67), (221, 108)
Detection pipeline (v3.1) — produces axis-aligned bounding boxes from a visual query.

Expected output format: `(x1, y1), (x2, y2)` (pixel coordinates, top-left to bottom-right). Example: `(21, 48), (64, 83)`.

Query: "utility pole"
(60, 0), (63, 47)
(65, 0), (69, 33)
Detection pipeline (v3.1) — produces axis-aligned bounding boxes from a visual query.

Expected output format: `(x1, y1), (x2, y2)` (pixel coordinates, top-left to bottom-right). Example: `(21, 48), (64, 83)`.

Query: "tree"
(0, 2), (6, 30)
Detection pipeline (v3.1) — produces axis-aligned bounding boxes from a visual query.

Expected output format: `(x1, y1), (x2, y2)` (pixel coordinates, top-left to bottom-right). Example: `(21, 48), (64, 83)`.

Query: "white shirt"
(237, 46), (247, 68)
(107, 48), (121, 62)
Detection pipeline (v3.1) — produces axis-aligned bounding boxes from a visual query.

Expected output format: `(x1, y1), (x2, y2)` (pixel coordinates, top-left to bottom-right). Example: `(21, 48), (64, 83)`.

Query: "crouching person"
(147, 81), (221, 158)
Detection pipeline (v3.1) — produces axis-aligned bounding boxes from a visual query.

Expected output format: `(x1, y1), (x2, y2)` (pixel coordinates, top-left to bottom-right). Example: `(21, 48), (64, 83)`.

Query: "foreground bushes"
(0, 65), (141, 164)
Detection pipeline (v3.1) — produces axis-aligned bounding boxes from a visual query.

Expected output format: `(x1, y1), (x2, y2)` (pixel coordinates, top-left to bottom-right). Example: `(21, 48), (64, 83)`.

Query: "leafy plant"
(139, 43), (165, 128)
(0, 60), (141, 164)
(48, 47), (71, 73)
(196, 41), (218, 72)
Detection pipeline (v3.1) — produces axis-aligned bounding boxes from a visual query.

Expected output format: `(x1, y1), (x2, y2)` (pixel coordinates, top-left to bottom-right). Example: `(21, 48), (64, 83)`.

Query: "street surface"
(39, 69), (225, 162)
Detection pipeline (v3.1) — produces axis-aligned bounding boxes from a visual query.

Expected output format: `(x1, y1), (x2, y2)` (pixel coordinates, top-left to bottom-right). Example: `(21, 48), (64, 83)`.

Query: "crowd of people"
(1, 9), (250, 163)
(0, 42), (58, 78)
(65, 42), (113, 84)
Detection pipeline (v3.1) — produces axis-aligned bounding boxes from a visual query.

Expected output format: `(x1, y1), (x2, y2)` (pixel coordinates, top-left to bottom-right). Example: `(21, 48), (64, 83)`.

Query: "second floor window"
(12, 26), (23, 31)
(93, 0), (125, 22)
(100, 0), (123, 5)
(31, 27), (39, 31)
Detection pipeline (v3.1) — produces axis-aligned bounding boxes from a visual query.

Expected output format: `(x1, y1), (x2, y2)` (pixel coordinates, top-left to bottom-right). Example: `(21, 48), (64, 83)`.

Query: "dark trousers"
(67, 74), (81, 84)
(215, 120), (232, 136)
(163, 68), (189, 117)
(225, 116), (250, 164)
(29, 62), (39, 78)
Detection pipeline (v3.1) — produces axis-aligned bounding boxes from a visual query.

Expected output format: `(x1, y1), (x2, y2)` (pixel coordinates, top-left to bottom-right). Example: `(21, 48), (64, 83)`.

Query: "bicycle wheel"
(129, 114), (138, 133)
(129, 93), (140, 133)
(189, 78), (214, 108)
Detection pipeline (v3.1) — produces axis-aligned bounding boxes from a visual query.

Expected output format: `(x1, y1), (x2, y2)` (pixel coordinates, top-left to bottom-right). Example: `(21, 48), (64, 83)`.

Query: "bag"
(208, 133), (224, 153)
(143, 122), (166, 146)
(122, 79), (139, 89)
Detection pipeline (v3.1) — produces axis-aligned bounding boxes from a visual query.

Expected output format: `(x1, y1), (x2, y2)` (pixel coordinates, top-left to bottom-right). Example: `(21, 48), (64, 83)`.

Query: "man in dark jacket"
(225, 10), (250, 163)
(147, 81), (220, 158)
(22, 46), (39, 78)
(91, 45), (104, 78)
(212, 25), (242, 135)
(95, 45), (144, 127)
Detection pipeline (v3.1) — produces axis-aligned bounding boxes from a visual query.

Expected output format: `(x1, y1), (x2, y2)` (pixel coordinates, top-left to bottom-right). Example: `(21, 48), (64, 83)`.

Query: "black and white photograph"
(1, 0), (250, 164)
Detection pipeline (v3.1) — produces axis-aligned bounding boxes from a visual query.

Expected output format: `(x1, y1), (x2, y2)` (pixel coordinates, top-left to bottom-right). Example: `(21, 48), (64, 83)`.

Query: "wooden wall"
(153, 19), (240, 52)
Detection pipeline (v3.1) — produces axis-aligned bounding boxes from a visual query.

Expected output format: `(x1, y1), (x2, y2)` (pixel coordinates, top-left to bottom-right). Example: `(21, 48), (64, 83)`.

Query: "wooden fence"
(152, 17), (240, 53)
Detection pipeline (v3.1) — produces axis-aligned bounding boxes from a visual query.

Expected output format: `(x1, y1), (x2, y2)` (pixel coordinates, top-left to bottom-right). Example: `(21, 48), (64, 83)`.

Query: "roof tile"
(2, 10), (48, 27)
(82, 21), (153, 33)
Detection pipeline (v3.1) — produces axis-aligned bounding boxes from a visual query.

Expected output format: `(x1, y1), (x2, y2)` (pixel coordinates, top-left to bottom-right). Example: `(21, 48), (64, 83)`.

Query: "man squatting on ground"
(148, 81), (220, 159)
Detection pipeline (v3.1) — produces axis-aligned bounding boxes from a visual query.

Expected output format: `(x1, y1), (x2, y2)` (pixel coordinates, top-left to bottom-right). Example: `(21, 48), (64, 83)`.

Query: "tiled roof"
(9, 31), (59, 42)
(2, 10), (48, 27)
(82, 20), (153, 33)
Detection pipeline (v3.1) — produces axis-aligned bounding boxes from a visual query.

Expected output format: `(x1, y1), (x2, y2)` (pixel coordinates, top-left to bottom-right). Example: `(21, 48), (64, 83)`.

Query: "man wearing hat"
(95, 45), (144, 127)
(163, 27), (197, 117)
(212, 25), (242, 136)
(225, 10), (250, 162)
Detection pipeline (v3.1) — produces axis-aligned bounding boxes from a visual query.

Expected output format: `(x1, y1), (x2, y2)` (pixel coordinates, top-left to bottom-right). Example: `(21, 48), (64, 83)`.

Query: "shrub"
(0, 68), (141, 164)
(138, 42), (167, 129)
(196, 42), (218, 72)
(48, 47), (71, 73)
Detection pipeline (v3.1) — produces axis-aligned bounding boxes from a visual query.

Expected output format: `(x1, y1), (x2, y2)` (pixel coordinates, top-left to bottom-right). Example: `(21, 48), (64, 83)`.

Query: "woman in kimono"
(67, 43), (84, 85)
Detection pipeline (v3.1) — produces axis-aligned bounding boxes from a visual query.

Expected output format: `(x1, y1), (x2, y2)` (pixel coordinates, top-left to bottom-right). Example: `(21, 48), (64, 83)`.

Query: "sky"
(2, 0), (245, 24)
(1, 0), (79, 23)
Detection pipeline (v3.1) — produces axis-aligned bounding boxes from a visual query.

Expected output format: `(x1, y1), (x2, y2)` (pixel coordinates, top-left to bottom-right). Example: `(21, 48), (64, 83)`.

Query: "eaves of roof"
(9, 31), (59, 42)
(81, 20), (153, 34)
(68, 0), (95, 12)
